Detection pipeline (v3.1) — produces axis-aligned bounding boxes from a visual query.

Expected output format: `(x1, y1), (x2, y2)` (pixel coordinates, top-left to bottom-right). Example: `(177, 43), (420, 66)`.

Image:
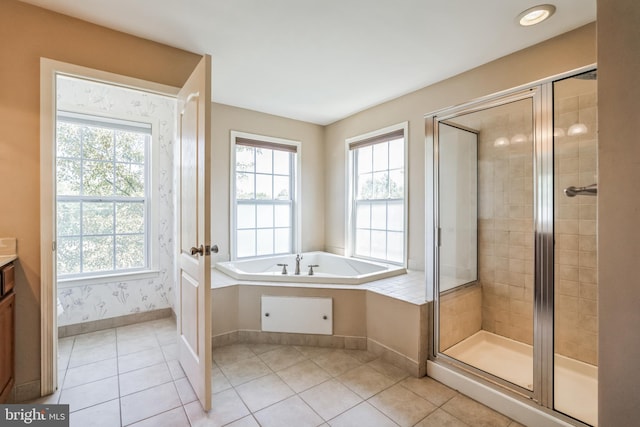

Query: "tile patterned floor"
(31, 318), (525, 427)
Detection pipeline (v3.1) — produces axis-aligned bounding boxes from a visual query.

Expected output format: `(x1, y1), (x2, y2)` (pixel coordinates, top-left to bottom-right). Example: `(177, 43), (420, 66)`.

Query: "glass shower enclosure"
(428, 69), (598, 426)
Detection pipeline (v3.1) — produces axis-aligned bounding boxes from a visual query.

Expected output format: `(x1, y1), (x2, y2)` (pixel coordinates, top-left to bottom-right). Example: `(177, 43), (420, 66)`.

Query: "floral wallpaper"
(56, 76), (176, 326)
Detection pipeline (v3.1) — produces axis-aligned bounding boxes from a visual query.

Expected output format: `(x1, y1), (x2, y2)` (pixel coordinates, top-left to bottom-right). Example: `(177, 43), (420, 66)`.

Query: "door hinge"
(437, 228), (442, 247)
(52, 241), (57, 251)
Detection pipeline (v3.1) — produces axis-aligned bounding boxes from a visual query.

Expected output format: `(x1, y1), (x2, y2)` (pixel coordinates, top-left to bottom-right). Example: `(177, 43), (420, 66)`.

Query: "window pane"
(115, 131), (146, 163)
(371, 230), (387, 260)
(83, 236), (114, 272)
(56, 113), (150, 278)
(351, 134), (405, 264)
(371, 203), (387, 230)
(83, 202), (114, 235)
(387, 201), (404, 232)
(116, 202), (144, 234)
(236, 146), (255, 173)
(56, 159), (81, 196)
(356, 203), (371, 229)
(274, 175), (289, 200)
(255, 148), (272, 174)
(58, 202), (81, 236)
(357, 146), (372, 174)
(57, 237), (81, 275)
(355, 229), (371, 257)
(257, 205), (274, 228)
(372, 171), (389, 199)
(237, 204), (256, 229)
(256, 229), (273, 255)
(255, 174), (273, 199)
(389, 138), (404, 169)
(234, 139), (296, 259)
(83, 160), (114, 196)
(237, 230), (255, 258)
(57, 122), (81, 158)
(357, 173), (373, 200)
(115, 163), (145, 197)
(83, 126), (114, 161)
(372, 142), (389, 172)
(116, 234), (145, 269)
(387, 231), (404, 263)
(273, 150), (290, 175)
(389, 170), (404, 198)
(275, 228), (290, 254)
(274, 205), (290, 228)
(236, 173), (255, 199)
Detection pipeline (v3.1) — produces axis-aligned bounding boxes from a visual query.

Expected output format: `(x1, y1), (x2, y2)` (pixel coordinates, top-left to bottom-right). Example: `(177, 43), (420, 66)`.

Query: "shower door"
(433, 90), (538, 398)
(430, 68), (598, 427)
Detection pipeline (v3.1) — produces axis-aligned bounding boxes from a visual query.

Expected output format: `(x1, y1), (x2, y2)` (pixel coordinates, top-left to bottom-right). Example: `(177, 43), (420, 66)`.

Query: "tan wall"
(597, 0), (640, 424)
(366, 292), (424, 363)
(211, 103), (325, 260)
(324, 23), (597, 271)
(211, 285), (427, 374)
(0, 0), (200, 390)
(213, 286), (367, 337)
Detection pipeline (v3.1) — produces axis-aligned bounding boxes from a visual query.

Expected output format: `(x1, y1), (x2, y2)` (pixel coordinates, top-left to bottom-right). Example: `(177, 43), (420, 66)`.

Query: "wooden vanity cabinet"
(0, 263), (15, 403)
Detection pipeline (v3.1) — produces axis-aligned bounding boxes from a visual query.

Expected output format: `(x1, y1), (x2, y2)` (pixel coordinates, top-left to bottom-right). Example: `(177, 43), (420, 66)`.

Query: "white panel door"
(177, 55), (212, 411)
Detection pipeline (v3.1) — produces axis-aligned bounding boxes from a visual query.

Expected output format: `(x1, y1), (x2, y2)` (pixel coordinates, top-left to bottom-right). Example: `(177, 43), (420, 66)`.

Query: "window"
(348, 124), (407, 264)
(56, 112), (151, 278)
(231, 132), (299, 259)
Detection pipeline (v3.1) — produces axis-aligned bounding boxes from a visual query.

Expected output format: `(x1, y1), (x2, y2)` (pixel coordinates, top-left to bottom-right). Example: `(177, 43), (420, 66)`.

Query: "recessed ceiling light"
(518, 4), (556, 26)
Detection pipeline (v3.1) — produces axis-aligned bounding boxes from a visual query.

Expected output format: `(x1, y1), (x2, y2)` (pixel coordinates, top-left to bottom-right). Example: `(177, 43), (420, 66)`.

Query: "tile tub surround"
(211, 269), (430, 376)
(32, 317), (523, 427)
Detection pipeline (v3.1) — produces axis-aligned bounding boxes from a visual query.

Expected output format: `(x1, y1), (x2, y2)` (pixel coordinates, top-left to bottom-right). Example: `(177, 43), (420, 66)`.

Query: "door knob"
(190, 244), (219, 256)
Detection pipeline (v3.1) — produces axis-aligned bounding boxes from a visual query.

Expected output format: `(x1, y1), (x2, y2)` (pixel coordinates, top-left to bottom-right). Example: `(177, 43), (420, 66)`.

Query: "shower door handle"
(564, 183), (597, 197)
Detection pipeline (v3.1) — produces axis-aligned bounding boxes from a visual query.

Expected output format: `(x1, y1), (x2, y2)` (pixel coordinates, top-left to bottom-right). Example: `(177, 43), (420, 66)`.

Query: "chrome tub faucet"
(295, 254), (303, 275)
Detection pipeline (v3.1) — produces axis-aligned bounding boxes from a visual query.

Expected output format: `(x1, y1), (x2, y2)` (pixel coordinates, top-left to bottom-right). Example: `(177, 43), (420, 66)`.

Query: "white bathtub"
(215, 251), (406, 285)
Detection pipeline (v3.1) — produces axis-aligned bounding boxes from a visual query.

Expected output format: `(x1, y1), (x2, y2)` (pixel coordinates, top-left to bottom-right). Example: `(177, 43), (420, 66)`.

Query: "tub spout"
(295, 254), (303, 275)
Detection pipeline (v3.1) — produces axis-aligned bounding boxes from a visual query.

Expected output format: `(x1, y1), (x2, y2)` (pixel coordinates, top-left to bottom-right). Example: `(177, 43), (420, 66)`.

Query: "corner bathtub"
(215, 252), (406, 285)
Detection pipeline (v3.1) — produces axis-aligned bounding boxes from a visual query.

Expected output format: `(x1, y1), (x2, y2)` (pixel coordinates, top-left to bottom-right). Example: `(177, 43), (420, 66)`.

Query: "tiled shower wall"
(477, 101), (535, 346)
(56, 77), (176, 326)
(554, 81), (598, 366)
(442, 86), (598, 367)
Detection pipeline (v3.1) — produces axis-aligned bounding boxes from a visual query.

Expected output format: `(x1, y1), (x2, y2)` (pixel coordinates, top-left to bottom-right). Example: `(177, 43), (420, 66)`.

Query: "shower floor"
(444, 330), (598, 426)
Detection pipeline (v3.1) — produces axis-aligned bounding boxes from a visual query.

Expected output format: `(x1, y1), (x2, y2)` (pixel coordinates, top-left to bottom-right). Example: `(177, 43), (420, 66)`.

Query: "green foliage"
(55, 120), (148, 275)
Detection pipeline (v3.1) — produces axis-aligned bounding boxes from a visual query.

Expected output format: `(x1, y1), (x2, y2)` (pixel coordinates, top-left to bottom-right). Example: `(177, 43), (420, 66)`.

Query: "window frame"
(230, 131), (301, 260)
(55, 109), (161, 286)
(346, 122), (409, 266)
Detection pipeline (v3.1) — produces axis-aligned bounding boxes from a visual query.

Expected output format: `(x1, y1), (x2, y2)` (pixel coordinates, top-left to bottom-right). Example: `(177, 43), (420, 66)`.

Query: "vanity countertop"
(0, 255), (17, 269)
(0, 238), (17, 268)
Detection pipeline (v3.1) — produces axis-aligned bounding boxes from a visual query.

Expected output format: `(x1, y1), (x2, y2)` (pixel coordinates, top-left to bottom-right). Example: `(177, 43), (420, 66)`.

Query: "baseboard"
(10, 380), (41, 403)
(213, 329), (367, 350)
(58, 308), (173, 337)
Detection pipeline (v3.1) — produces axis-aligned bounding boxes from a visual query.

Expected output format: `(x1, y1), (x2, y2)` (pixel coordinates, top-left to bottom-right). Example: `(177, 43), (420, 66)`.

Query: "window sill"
(57, 269), (161, 288)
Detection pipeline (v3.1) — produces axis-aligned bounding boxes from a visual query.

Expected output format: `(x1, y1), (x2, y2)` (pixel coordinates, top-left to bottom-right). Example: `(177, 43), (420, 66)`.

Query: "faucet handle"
(307, 264), (319, 276)
(276, 263), (288, 275)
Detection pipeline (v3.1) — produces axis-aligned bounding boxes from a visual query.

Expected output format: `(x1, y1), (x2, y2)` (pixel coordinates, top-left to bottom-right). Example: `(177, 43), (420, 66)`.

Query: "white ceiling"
(20, 0), (595, 125)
